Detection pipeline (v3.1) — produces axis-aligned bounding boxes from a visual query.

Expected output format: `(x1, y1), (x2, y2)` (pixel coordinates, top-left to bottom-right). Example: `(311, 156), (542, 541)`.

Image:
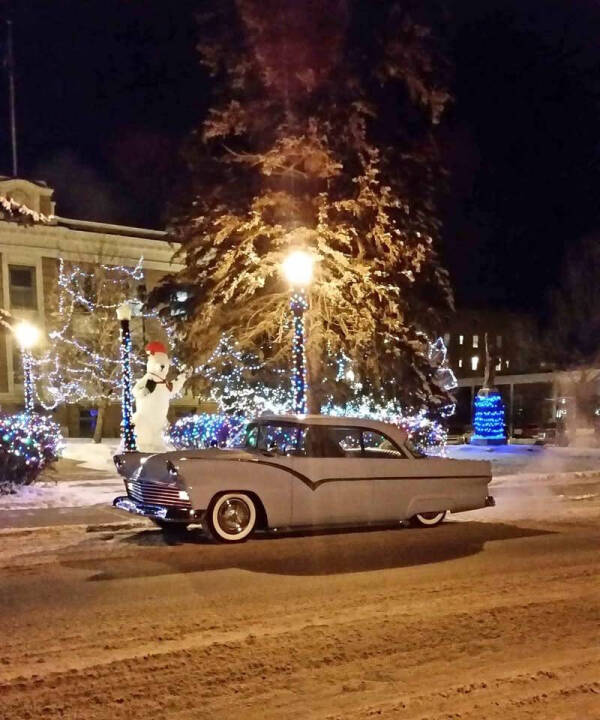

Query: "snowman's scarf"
(145, 374), (173, 393)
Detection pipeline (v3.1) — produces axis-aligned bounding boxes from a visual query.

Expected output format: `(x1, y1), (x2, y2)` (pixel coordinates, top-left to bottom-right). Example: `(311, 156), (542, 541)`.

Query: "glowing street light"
(13, 321), (41, 414)
(282, 249), (314, 287)
(14, 320), (40, 351)
(116, 302), (137, 451)
(282, 250), (314, 415)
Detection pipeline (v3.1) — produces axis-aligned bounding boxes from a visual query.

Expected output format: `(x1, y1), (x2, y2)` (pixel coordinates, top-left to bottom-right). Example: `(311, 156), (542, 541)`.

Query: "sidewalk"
(0, 503), (128, 530)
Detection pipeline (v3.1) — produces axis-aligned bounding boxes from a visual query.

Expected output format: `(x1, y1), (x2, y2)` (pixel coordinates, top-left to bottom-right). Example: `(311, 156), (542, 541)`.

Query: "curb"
(0, 520), (149, 537)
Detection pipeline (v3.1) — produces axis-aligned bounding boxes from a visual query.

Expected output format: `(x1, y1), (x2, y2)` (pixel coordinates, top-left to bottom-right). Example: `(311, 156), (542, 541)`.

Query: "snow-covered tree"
(155, 0), (454, 414)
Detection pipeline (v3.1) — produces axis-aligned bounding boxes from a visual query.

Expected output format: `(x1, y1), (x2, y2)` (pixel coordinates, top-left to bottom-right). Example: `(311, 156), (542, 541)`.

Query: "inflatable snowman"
(132, 341), (187, 452)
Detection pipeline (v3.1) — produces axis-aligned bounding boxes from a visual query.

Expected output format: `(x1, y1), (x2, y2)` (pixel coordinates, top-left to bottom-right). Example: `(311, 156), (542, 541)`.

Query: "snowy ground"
(0, 439), (122, 512)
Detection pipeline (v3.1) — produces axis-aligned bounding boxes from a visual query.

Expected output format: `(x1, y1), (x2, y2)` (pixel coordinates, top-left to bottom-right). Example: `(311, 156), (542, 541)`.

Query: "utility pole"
(6, 19), (17, 177)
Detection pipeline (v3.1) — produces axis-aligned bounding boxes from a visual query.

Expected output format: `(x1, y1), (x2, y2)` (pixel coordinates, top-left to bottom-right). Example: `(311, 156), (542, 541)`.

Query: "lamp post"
(14, 320), (40, 415)
(282, 250), (314, 415)
(116, 302), (137, 451)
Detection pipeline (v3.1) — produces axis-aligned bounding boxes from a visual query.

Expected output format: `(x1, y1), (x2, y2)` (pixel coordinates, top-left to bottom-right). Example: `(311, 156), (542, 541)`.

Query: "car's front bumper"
(112, 495), (202, 523)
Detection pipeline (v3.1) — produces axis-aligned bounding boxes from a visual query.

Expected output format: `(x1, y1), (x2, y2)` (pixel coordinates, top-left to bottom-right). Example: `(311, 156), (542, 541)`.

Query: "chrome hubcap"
(217, 498), (251, 534)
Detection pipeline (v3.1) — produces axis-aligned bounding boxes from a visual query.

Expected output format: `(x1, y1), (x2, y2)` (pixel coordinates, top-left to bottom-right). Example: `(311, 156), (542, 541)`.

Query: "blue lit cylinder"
(290, 289), (308, 415)
(22, 349), (35, 415)
(470, 388), (507, 445)
(119, 317), (137, 451)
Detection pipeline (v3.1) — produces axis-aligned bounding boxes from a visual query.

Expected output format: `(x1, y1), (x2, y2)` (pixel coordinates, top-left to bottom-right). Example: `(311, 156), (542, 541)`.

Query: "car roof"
(252, 414), (408, 444)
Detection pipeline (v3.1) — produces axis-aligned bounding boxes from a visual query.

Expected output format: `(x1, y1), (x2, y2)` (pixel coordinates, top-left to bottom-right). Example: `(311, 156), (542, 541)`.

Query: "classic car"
(112, 415), (495, 543)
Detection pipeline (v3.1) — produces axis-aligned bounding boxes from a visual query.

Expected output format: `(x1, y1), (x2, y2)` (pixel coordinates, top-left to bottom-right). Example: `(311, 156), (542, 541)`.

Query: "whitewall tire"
(207, 493), (257, 543)
(410, 511), (447, 528)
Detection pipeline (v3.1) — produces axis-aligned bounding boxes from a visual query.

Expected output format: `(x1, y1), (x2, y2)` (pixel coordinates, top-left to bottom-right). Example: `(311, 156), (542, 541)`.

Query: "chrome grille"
(127, 479), (191, 509)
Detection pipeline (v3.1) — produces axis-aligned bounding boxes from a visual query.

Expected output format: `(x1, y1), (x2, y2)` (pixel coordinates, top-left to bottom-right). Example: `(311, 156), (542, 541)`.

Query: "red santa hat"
(145, 341), (168, 355)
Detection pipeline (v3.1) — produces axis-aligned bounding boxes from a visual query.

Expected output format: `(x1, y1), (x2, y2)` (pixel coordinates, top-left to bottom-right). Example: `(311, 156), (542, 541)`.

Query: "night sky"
(2, 0), (600, 316)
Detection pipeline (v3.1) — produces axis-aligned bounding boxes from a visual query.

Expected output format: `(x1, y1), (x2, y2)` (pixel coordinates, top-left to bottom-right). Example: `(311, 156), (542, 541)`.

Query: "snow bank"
(61, 438), (121, 473)
(443, 443), (600, 476)
(0, 440), (123, 511)
(0, 478), (123, 511)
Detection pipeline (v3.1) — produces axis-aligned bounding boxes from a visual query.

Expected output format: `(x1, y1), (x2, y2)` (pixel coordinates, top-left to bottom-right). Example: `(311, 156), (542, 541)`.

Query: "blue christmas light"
(0, 412), (64, 491)
(471, 389), (506, 444)
(118, 315), (137, 451)
(169, 414), (246, 449)
(290, 290), (308, 414)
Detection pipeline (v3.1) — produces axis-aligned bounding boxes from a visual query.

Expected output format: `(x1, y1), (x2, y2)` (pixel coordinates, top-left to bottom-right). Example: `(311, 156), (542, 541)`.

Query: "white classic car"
(113, 415), (494, 543)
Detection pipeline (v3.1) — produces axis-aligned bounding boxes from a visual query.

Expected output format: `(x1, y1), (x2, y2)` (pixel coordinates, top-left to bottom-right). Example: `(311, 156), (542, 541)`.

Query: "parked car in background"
(113, 415), (494, 543)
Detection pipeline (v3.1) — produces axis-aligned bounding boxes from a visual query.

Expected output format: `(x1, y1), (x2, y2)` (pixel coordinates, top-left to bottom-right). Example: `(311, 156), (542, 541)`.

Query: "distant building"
(443, 309), (541, 379)
(0, 177), (197, 437)
(444, 309), (600, 437)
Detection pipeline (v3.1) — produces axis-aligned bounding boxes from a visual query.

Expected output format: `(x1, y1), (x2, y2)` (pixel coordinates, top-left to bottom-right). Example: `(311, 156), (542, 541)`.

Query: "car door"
(290, 425), (374, 526)
(362, 430), (424, 521)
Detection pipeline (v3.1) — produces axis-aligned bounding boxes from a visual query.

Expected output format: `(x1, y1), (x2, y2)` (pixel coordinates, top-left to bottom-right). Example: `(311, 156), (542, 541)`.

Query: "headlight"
(127, 482), (133, 491)
(178, 490), (190, 501)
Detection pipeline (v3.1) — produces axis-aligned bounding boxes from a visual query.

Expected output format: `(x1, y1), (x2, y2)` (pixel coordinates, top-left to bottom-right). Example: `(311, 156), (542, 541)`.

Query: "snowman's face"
(147, 351), (170, 380)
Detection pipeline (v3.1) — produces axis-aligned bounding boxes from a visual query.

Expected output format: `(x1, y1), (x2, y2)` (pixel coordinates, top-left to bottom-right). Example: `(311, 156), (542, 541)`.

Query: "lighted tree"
(155, 0), (454, 414)
(40, 259), (161, 442)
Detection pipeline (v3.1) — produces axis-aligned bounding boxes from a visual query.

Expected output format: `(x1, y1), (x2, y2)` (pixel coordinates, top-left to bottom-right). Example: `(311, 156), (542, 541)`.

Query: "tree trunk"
(93, 399), (108, 444)
(306, 348), (323, 415)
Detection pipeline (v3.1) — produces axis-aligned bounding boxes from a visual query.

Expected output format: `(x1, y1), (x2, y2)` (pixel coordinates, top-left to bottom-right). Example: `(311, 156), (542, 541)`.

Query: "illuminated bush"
(0, 413), (64, 493)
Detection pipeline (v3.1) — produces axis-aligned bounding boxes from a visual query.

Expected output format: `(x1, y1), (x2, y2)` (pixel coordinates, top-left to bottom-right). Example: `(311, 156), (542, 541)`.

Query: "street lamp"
(116, 302), (137, 451)
(14, 320), (40, 415)
(282, 250), (314, 415)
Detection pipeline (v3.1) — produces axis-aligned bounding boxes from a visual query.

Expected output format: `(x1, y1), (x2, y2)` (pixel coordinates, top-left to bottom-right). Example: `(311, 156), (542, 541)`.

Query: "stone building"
(0, 176), (196, 437)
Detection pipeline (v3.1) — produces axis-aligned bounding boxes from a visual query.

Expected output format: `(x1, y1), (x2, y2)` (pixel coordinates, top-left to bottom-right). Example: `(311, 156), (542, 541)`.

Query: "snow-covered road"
(0, 441), (597, 720)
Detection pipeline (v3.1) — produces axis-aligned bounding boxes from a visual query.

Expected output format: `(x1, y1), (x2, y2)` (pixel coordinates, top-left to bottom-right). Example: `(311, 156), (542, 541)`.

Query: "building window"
(459, 334), (464, 345)
(473, 334), (479, 348)
(471, 355), (479, 371)
(458, 358), (463, 368)
(443, 333), (450, 346)
(9, 265), (37, 309)
(497, 335), (502, 349)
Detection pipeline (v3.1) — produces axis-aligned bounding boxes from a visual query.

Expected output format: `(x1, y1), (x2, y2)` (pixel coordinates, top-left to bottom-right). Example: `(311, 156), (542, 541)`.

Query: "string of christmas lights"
(471, 389), (506, 444)
(0, 412), (64, 492)
(21, 350), (35, 415)
(290, 290), (308, 414)
(119, 316), (137, 451)
(34, 257), (179, 413)
(169, 414), (246, 449)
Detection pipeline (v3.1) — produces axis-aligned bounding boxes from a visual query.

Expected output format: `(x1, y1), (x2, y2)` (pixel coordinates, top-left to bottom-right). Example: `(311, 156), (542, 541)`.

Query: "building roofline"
(54, 215), (167, 240)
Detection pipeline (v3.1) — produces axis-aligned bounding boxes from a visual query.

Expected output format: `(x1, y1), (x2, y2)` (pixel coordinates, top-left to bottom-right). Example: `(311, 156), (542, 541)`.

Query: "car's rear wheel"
(410, 511), (447, 528)
(207, 493), (257, 543)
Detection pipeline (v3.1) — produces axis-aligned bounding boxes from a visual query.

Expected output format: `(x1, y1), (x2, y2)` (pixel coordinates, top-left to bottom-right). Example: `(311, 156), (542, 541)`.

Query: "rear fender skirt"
(406, 496), (455, 517)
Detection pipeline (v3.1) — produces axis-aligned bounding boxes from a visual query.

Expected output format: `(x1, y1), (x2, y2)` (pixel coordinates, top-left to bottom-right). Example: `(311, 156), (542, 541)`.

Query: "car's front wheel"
(207, 493), (257, 543)
(410, 511), (447, 528)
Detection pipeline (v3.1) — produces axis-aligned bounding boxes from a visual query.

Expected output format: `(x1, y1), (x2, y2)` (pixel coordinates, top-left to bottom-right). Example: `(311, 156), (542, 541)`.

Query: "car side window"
(361, 431), (407, 459)
(256, 423), (300, 454)
(299, 426), (360, 458)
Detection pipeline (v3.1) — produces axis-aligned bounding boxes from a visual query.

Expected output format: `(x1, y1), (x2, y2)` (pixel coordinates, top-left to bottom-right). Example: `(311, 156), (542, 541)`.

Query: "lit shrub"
(0, 413), (64, 493)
